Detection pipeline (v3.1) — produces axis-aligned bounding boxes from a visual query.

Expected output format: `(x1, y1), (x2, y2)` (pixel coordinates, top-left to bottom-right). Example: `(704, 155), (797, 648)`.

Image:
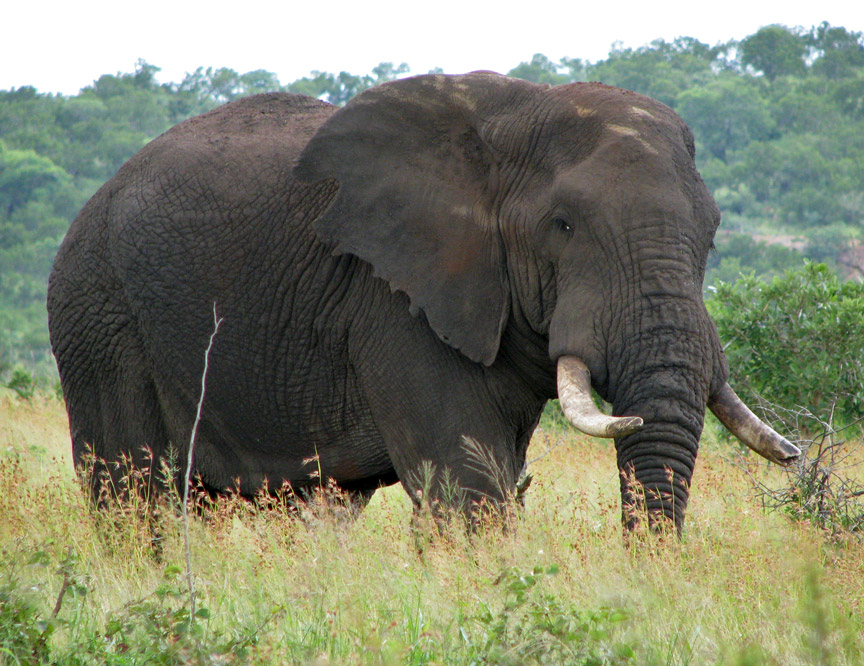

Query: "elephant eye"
(553, 217), (572, 234)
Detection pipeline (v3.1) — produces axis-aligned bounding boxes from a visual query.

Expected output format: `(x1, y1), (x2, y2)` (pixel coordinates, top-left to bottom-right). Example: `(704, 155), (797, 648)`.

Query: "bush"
(709, 262), (864, 538)
(4, 367), (37, 400)
(706, 262), (864, 432)
(472, 565), (635, 664)
(754, 432), (864, 537)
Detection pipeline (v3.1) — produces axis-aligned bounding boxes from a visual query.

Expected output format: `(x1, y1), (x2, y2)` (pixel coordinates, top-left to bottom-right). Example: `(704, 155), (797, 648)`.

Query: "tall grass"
(1, 392), (862, 664)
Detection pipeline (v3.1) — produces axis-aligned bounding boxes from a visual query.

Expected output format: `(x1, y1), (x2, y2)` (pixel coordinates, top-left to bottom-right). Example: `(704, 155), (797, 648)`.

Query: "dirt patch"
(716, 231), (864, 281)
(751, 233), (807, 251)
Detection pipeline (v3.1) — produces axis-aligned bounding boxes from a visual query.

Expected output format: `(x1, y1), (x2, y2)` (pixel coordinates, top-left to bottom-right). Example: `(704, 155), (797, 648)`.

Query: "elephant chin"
(556, 356), (644, 438)
(707, 383), (801, 464)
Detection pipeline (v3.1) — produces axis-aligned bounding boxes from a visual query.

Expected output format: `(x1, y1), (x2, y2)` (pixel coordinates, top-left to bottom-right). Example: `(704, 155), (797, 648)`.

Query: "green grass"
(1, 392), (863, 664)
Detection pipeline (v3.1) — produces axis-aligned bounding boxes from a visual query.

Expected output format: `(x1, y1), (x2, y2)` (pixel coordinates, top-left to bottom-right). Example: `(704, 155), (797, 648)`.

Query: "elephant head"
(297, 72), (798, 531)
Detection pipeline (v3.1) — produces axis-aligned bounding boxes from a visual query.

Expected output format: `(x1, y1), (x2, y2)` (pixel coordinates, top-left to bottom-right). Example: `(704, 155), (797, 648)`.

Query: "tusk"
(557, 356), (644, 438)
(708, 383), (801, 465)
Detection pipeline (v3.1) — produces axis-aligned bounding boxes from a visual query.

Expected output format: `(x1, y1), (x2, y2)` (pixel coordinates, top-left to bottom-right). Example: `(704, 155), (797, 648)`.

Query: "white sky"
(4, 0), (864, 95)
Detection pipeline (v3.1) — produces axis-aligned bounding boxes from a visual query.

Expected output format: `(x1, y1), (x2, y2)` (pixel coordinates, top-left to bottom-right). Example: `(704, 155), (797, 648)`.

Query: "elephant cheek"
(546, 306), (608, 393)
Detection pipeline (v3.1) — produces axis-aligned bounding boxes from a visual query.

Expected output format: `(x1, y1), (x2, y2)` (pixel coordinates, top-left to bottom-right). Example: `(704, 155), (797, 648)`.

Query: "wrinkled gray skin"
(48, 73), (731, 532)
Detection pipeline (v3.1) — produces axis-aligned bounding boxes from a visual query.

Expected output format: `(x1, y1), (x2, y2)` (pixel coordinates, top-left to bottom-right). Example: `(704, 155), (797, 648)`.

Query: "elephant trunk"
(613, 401), (702, 532)
(556, 355), (698, 531)
(606, 303), (717, 533)
(556, 357), (800, 532)
(555, 349), (707, 531)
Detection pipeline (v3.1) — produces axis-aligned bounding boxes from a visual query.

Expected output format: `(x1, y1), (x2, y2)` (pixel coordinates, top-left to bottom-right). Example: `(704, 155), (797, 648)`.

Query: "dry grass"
(1, 391), (863, 664)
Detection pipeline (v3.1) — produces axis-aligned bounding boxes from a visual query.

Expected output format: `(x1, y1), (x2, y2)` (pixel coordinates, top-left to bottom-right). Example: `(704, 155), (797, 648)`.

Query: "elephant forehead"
(552, 156), (692, 217)
(629, 105), (659, 120)
(535, 100), (681, 168)
(600, 101), (680, 146)
(603, 123), (659, 154)
(549, 82), (673, 122)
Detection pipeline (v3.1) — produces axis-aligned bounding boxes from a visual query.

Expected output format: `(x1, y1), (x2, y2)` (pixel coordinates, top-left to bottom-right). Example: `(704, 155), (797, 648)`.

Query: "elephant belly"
(171, 333), (395, 495)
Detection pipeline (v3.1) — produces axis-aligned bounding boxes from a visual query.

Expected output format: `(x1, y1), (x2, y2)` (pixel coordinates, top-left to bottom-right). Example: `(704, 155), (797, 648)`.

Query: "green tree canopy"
(0, 141), (70, 217)
(739, 25), (808, 80)
(676, 76), (776, 160)
(507, 54), (570, 85)
(285, 62), (409, 105)
(807, 22), (864, 79)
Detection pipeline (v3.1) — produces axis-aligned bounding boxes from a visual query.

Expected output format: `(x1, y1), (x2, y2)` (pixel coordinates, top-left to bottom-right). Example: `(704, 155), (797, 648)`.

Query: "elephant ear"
(296, 73), (524, 366)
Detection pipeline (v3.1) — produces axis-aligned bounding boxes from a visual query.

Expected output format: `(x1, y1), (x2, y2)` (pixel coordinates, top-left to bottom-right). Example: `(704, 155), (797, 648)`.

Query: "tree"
(705, 233), (804, 286)
(832, 77), (864, 119)
(507, 54), (569, 85)
(286, 62), (409, 105)
(807, 22), (864, 80)
(175, 67), (247, 105)
(0, 141), (70, 217)
(727, 132), (862, 228)
(739, 25), (807, 80)
(370, 62), (410, 83)
(676, 76), (775, 160)
(590, 37), (718, 106)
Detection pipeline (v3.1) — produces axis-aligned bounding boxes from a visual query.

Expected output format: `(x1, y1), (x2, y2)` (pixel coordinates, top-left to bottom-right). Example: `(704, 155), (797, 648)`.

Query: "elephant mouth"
(556, 355), (801, 465)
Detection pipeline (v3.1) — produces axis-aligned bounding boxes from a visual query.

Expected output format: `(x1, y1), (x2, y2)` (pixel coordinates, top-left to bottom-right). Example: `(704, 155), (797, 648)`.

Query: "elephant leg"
(56, 315), (172, 505)
(362, 381), (522, 519)
(286, 482), (379, 527)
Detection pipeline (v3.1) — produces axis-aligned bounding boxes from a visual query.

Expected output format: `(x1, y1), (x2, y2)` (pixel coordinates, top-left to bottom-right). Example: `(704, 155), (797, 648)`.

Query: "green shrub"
(0, 550), (260, 666)
(0, 581), (48, 665)
(706, 261), (864, 432)
(4, 368), (37, 400)
(472, 565), (635, 665)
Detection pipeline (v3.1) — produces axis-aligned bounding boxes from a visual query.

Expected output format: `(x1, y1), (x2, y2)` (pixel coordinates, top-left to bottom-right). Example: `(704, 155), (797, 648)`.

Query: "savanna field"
(4, 22), (864, 666)
(1, 391), (862, 665)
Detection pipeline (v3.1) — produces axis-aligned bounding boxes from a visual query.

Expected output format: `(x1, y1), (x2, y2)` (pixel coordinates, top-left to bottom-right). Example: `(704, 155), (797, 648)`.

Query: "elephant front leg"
(398, 434), (520, 513)
(350, 302), (536, 525)
(363, 395), (528, 528)
(292, 482), (380, 525)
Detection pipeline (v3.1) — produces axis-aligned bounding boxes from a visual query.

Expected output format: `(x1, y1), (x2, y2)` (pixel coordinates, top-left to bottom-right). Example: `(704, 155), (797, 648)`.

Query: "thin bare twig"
(183, 303), (223, 620)
(730, 398), (864, 537)
(527, 430), (565, 467)
(49, 569), (71, 621)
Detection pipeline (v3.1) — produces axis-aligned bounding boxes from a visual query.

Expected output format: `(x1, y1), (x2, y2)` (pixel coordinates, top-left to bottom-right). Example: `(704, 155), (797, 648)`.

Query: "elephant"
(47, 72), (800, 533)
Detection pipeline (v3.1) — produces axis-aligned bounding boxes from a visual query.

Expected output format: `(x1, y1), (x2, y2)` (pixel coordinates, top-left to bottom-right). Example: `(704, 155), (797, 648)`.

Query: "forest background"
(2, 21), (864, 381)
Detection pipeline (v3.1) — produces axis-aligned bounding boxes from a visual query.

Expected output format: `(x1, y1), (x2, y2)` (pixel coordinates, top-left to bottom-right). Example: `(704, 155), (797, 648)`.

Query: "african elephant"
(47, 72), (799, 533)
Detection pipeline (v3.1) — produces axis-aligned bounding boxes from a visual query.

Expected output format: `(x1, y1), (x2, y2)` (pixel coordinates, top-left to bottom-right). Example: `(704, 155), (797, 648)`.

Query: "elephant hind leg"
(58, 322), (173, 505)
